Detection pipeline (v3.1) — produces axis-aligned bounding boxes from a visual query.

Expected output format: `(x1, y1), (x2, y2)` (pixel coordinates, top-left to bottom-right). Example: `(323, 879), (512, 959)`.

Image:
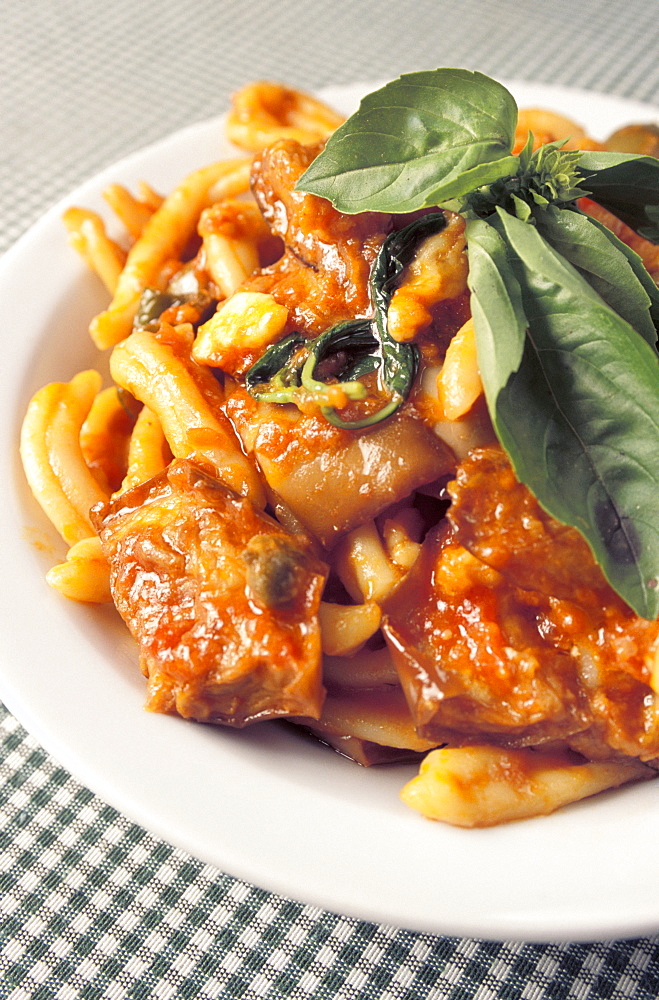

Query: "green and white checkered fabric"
(4, 706), (659, 999)
(2, 1), (659, 996)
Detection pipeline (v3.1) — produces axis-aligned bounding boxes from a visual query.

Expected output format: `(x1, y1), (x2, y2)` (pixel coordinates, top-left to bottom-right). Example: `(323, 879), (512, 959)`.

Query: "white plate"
(1, 80), (658, 944)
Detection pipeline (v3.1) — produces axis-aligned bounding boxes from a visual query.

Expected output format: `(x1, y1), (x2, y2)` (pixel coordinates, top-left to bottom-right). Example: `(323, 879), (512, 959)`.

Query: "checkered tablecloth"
(2, 1), (659, 997)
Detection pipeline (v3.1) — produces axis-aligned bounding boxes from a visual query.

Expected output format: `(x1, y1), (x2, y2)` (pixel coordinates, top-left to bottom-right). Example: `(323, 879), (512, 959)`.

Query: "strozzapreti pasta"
(21, 78), (659, 827)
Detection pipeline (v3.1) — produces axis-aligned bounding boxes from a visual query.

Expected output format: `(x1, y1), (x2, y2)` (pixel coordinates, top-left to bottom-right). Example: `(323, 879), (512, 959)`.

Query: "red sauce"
(383, 447), (659, 760)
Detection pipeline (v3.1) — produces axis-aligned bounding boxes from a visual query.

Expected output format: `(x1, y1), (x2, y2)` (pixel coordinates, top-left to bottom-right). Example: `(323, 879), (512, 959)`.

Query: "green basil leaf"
(642, 204), (659, 242)
(474, 208), (659, 619)
(368, 213), (443, 399)
(134, 289), (189, 329)
(532, 203), (659, 347)
(371, 212), (447, 312)
(245, 322), (379, 403)
(298, 319), (409, 430)
(244, 332), (307, 403)
(578, 209), (659, 336)
(314, 213), (432, 428)
(576, 151), (659, 243)
(296, 69), (519, 214)
(302, 320), (379, 387)
(465, 216), (527, 400)
(245, 214), (434, 428)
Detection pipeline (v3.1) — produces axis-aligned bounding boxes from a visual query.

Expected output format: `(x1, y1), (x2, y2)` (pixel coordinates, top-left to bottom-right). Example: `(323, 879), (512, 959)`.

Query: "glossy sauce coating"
(245, 139), (389, 335)
(92, 460), (327, 725)
(226, 388), (456, 547)
(383, 447), (659, 760)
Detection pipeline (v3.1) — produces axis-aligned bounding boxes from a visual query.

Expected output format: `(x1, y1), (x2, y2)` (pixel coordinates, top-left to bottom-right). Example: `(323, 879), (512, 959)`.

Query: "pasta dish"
(19, 73), (659, 827)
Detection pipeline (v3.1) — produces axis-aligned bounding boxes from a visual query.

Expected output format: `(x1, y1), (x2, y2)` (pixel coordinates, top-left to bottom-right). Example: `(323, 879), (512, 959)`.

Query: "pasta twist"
(226, 82), (344, 151)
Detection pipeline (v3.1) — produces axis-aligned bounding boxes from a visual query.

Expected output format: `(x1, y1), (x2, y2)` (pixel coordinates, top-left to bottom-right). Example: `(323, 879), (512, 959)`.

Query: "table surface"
(2, 1), (659, 997)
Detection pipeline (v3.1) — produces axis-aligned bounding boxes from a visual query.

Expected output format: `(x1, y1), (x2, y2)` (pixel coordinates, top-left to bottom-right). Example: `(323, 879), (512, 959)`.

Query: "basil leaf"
(465, 217), (527, 399)
(371, 213), (447, 311)
(314, 212), (432, 427)
(244, 332), (307, 403)
(134, 289), (189, 329)
(643, 204), (659, 242)
(296, 69), (519, 214)
(575, 210), (659, 336)
(577, 152), (659, 242)
(473, 208), (659, 619)
(245, 215), (438, 428)
(369, 213), (444, 398)
(302, 319), (379, 390)
(532, 203), (659, 347)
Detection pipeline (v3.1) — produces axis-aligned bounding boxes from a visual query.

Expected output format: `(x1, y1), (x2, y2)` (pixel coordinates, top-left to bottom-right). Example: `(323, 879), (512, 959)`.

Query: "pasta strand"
(110, 328), (265, 506)
(20, 370), (109, 545)
(90, 158), (251, 349)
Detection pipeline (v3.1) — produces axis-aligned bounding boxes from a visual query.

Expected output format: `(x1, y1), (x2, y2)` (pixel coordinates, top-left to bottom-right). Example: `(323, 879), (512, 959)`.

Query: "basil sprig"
(296, 69), (659, 233)
(245, 214), (446, 428)
(293, 68), (659, 618)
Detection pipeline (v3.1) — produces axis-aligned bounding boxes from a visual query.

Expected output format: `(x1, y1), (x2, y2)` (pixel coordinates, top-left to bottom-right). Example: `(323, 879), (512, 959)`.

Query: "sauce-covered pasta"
(20, 75), (659, 827)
